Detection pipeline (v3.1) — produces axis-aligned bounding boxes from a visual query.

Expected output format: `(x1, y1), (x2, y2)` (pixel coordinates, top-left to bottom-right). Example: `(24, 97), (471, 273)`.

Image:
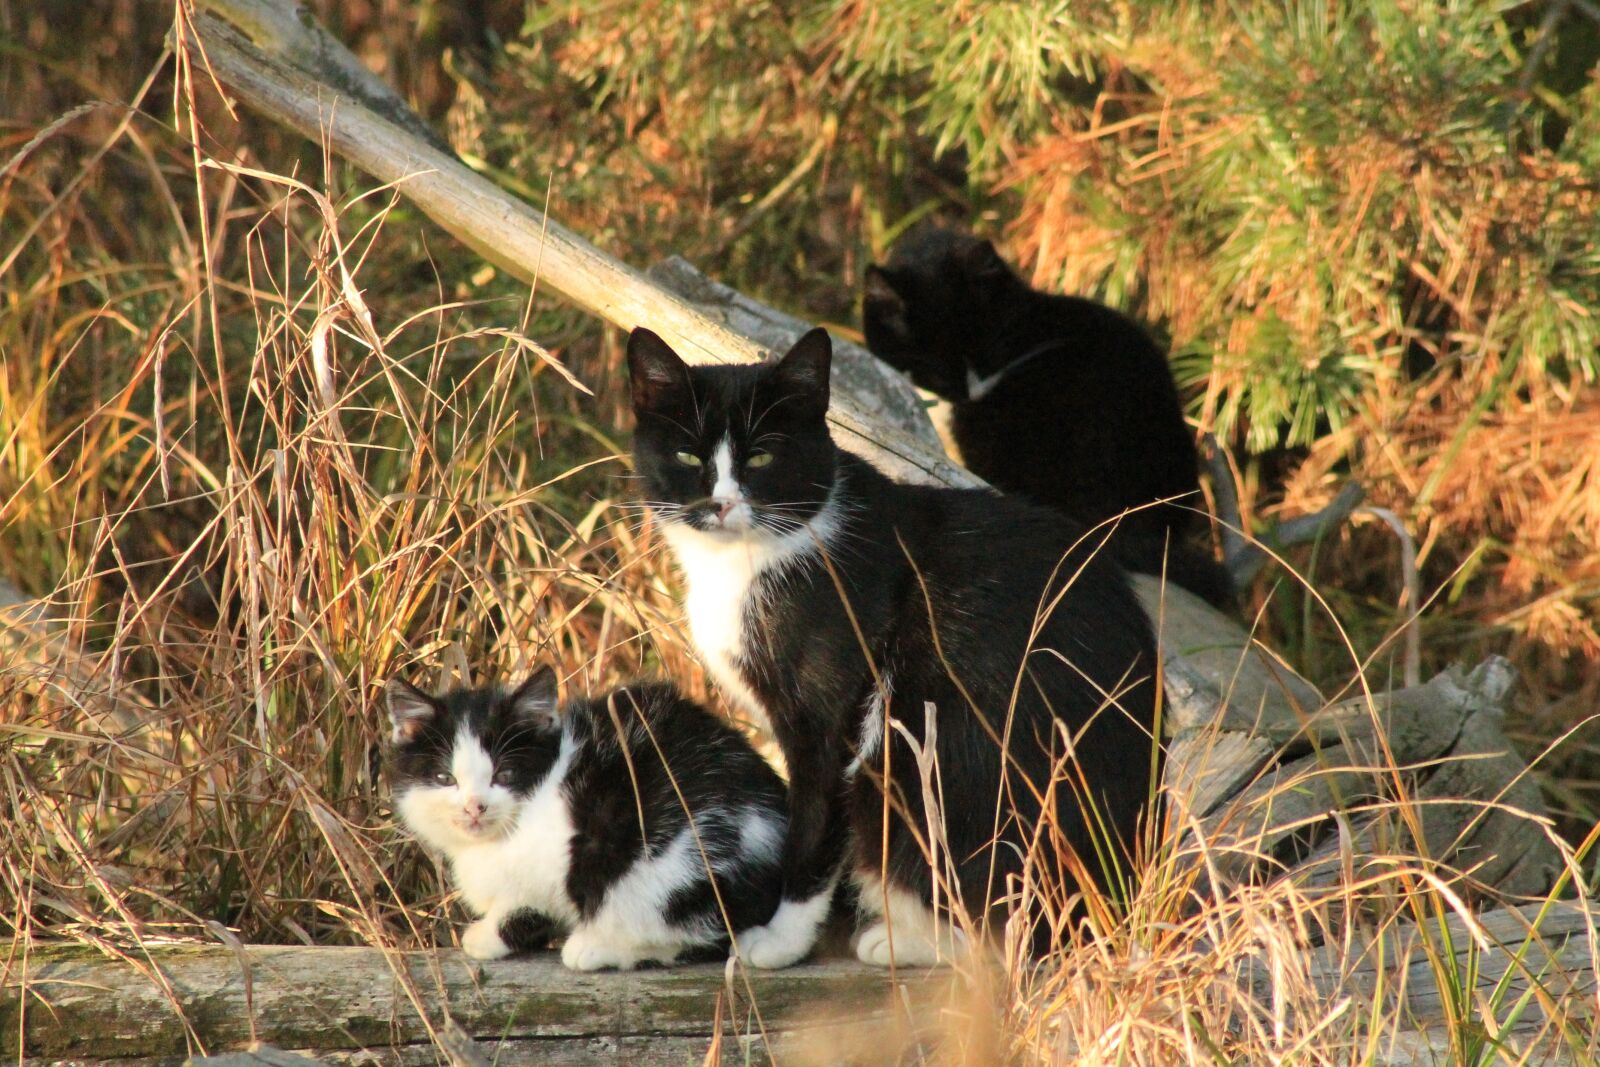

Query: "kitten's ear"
(771, 327), (832, 416)
(863, 265), (906, 311)
(385, 677), (438, 744)
(509, 665), (561, 727)
(627, 327), (691, 411)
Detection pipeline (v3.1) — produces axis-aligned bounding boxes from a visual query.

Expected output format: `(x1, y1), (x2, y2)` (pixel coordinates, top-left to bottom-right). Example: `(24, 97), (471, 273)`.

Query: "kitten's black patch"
(499, 908), (559, 952)
(629, 328), (1164, 954)
(863, 226), (1234, 608)
(558, 683), (787, 938)
(385, 672), (563, 798)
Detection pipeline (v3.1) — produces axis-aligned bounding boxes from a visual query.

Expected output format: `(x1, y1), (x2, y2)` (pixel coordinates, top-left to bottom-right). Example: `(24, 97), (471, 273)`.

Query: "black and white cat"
(386, 668), (786, 970)
(628, 326), (1161, 968)
(863, 227), (1234, 608)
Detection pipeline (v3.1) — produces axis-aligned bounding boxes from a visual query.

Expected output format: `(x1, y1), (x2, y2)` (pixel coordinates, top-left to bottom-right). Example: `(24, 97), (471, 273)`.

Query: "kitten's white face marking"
(449, 732), (580, 928)
(659, 479), (842, 733)
(395, 728), (519, 851)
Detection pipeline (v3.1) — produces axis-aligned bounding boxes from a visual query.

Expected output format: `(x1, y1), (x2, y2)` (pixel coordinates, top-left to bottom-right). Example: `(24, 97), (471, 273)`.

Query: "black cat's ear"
(385, 677), (437, 744)
(508, 665), (560, 727)
(771, 327), (832, 416)
(957, 238), (1012, 288)
(627, 328), (691, 411)
(863, 265), (906, 311)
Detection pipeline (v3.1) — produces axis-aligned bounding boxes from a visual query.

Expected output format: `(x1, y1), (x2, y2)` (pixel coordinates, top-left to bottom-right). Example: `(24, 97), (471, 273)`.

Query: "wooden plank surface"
(7, 908), (1596, 1066)
(2, 943), (934, 1064)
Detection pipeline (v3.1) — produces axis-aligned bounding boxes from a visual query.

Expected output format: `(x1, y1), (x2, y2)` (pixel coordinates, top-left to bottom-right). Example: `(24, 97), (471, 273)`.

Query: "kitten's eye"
(433, 772), (456, 787)
(674, 450), (703, 467)
(746, 451), (774, 469)
(492, 767), (516, 787)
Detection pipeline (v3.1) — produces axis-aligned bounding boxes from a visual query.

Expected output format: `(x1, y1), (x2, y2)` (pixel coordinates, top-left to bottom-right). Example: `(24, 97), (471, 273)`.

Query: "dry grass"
(0, 88), (689, 951)
(2, 5), (1599, 1065)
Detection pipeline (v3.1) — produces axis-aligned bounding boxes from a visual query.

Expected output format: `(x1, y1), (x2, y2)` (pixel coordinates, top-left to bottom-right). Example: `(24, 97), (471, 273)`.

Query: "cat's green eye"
(747, 451), (774, 469)
(492, 767), (516, 787)
(674, 450), (703, 467)
(433, 772), (456, 787)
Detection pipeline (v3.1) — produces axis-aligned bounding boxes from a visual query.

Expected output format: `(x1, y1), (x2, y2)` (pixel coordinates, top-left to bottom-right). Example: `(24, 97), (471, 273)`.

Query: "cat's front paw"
(560, 927), (638, 972)
(735, 924), (804, 969)
(732, 891), (831, 969)
(461, 917), (512, 961)
(853, 920), (964, 968)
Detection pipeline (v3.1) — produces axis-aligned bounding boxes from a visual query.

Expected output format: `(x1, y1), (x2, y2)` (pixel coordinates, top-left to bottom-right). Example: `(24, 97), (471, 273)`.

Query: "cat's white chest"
(662, 527), (778, 729)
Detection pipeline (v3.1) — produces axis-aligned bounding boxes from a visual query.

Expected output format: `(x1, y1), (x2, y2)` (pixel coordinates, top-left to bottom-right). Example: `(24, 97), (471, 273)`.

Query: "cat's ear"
(385, 677), (438, 744)
(770, 327), (832, 416)
(957, 238), (1012, 290)
(863, 265), (906, 311)
(508, 665), (561, 727)
(627, 327), (691, 411)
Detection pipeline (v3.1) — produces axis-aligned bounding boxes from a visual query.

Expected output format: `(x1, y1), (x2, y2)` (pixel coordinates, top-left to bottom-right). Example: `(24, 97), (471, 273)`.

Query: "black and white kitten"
(863, 227), (1234, 608)
(386, 668), (787, 970)
(628, 326), (1161, 968)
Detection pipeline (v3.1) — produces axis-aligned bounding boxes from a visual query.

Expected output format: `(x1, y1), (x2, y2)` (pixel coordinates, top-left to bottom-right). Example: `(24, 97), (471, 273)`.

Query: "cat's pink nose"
(463, 799), (486, 818)
(713, 498), (738, 520)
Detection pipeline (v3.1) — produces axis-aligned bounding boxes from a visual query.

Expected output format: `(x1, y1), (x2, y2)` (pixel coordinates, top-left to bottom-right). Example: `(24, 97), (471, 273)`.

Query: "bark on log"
(1171, 658), (1562, 898)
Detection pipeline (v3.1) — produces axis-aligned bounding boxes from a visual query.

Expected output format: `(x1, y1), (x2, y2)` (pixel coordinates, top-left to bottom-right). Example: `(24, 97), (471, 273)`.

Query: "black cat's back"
(863, 228), (1234, 607)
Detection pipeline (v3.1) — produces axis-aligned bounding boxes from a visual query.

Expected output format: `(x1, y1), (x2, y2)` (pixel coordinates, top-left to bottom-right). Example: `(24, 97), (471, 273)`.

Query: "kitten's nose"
(713, 498), (738, 520)
(463, 798), (486, 818)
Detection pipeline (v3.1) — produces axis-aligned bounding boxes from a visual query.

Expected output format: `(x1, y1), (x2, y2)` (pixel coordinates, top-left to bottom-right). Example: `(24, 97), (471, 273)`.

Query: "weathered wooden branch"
(183, 2), (964, 490)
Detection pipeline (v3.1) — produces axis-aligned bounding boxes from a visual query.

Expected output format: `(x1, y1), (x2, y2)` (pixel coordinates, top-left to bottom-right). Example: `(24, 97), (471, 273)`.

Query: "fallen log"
(5, 909), (1595, 1066)
(1, 942), (924, 1066)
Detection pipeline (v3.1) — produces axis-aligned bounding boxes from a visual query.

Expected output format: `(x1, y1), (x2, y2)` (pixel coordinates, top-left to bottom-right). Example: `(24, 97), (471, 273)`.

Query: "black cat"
(863, 227), (1233, 607)
(386, 668), (786, 970)
(628, 326), (1161, 967)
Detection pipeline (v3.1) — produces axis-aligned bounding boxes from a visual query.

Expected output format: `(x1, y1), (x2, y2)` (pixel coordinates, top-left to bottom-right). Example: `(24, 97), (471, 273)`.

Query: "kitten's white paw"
(461, 918), (511, 961)
(560, 927), (638, 972)
(854, 920), (964, 968)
